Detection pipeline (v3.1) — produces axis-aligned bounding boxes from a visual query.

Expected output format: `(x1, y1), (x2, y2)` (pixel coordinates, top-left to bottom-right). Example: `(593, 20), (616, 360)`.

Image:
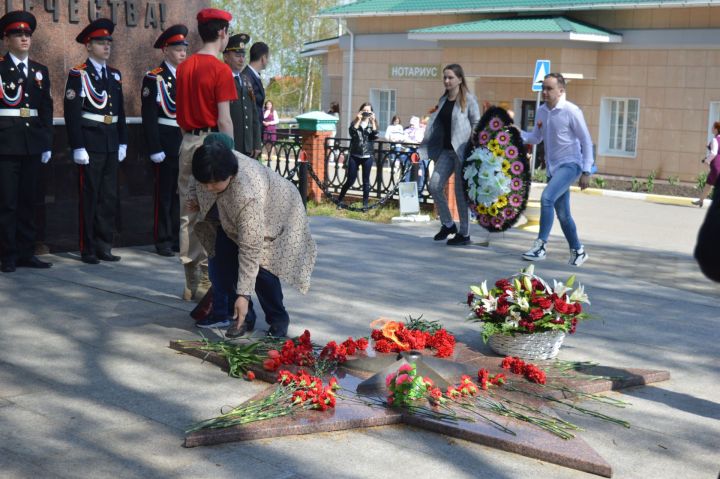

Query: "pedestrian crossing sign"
(532, 60), (551, 92)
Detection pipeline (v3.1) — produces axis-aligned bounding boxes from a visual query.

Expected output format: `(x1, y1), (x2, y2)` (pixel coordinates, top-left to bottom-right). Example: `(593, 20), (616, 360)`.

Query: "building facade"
(306, 1), (720, 182)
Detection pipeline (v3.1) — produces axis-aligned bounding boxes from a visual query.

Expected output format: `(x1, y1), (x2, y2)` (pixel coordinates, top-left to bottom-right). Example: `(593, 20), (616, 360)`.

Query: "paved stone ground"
(0, 193), (718, 479)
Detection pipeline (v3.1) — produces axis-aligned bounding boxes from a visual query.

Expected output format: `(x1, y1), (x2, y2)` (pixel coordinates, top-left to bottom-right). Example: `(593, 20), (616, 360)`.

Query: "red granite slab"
(170, 339), (670, 477)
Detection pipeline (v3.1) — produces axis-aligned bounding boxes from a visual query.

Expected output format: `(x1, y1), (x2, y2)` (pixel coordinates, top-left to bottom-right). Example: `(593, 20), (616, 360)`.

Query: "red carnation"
(371, 329), (384, 341)
(535, 296), (552, 310)
(356, 337), (369, 350)
(245, 371), (256, 381)
(374, 339), (393, 353)
(529, 308), (544, 321)
(467, 292), (474, 306)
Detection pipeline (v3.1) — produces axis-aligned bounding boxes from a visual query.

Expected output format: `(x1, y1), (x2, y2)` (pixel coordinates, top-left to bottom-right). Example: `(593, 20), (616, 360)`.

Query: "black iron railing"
(323, 137), (432, 204)
(259, 131), (433, 207)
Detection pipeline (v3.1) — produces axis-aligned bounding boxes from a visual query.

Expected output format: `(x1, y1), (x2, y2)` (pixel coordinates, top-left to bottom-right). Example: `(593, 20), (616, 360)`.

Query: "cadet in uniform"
(0, 11), (53, 273)
(141, 24), (188, 257)
(64, 18), (128, 264)
(222, 33), (260, 158)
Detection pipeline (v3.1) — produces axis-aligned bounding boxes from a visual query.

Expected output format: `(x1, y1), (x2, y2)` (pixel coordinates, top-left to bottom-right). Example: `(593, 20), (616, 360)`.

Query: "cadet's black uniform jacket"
(0, 55), (52, 154)
(141, 61), (181, 157)
(63, 59), (128, 153)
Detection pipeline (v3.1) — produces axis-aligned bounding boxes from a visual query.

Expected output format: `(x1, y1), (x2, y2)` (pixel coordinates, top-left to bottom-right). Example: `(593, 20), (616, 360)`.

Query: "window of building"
(369, 88), (396, 133)
(598, 97), (639, 158)
(707, 101), (720, 141)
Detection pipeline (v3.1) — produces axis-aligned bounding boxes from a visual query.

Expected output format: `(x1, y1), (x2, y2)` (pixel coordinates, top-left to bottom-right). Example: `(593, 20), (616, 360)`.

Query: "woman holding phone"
(337, 102), (378, 210)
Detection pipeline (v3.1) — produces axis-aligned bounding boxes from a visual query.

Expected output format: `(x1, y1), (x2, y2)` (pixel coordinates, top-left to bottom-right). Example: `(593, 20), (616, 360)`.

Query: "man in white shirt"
(520, 73), (593, 266)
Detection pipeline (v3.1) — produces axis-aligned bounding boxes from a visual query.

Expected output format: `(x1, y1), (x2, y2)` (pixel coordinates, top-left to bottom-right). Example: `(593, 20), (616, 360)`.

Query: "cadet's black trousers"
(0, 154), (40, 262)
(78, 152), (118, 256)
(153, 156), (180, 251)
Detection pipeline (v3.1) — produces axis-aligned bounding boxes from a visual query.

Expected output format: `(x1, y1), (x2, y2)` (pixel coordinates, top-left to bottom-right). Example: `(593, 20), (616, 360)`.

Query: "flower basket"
(466, 265), (591, 356)
(488, 331), (566, 360)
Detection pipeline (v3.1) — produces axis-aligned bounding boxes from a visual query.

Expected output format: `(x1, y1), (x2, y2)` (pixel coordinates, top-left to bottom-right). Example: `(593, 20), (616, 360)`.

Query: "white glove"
(150, 151), (166, 163)
(41, 151), (51, 164)
(73, 148), (90, 165)
(118, 144), (127, 162)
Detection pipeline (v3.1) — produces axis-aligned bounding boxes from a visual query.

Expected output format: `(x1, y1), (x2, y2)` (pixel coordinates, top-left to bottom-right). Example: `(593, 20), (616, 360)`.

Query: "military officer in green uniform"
(141, 24), (188, 257)
(222, 33), (260, 158)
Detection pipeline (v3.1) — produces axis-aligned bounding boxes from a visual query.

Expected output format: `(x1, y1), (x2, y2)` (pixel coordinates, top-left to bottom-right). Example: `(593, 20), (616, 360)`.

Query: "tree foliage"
(214, 0), (339, 117)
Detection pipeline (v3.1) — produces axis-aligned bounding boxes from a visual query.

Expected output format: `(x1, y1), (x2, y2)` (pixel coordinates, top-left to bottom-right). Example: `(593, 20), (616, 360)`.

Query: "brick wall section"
(300, 130), (334, 203)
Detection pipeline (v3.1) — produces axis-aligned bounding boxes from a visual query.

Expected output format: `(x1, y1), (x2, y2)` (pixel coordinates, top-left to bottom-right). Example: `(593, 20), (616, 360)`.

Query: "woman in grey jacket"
(419, 64), (480, 245)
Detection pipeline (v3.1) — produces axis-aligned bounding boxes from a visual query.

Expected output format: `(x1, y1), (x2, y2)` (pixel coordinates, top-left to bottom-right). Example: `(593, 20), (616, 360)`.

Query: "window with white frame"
(707, 102), (720, 141)
(369, 89), (396, 133)
(598, 97), (640, 157)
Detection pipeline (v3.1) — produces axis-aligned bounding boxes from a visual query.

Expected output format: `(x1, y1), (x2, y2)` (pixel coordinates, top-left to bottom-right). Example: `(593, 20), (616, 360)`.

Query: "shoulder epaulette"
(0, 55), (4, 62)
(72, 63), (87, 71)
(146, 66), (163, 78)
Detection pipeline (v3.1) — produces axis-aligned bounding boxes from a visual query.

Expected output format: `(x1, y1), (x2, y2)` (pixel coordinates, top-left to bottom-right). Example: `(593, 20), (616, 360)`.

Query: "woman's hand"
(233, 295), (250, 321)
(185, 198), (199, 212)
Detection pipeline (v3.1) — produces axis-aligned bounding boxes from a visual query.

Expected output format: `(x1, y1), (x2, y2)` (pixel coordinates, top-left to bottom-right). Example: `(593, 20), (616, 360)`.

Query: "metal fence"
(259, 129), (433, 207)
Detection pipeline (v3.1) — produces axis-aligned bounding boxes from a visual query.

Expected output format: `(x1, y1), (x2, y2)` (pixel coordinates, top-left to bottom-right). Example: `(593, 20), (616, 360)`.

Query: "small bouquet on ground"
(370, 317), (456, 358)
(466, 265), (591, 343)
(386, 363), (433, 407)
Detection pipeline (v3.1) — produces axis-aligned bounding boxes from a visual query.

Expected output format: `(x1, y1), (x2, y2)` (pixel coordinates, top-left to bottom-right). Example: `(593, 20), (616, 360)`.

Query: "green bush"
(667, 176), (680, 186)
(631, 178), (641, 192)
(593, 176), (607, 189)
(532, 168), (547, 183)
(697, 171), (709, 191)
(646, 170), (656, 193)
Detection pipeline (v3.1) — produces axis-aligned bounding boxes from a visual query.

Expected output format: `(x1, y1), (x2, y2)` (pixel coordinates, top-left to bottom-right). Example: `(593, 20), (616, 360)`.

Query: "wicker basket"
(488, 331), (566, 360)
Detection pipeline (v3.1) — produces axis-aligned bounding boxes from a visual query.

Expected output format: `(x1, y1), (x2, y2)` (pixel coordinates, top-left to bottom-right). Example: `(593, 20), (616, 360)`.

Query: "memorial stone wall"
(0, 0), (207, 252)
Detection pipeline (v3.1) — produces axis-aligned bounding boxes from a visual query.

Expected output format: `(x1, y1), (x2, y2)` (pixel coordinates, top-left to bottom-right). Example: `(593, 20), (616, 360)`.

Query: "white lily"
(553, 279), (570, 298)
(569, 283), (590, 304)
(481, 296), (498, 312)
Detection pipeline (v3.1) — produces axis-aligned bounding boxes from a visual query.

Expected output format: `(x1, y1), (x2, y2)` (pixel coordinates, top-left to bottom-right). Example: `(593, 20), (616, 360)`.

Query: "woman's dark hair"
(192, 142), (238, 183)
(391, 115), (401, 125)
(198, 19), (229, 43)
(442, 63), (469, 113)
(713, 121), (720, 132)
(328, 102), (340, 114)
(264, 100), (273, 109)
(358, 102), (373, 112)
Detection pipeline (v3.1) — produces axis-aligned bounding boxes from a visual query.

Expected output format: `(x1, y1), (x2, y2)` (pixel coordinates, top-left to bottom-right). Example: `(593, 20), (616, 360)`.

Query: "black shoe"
(81, 254), (100, 265)
(97, 251), (121, 262)
(156, 247), (174, 257)
(171, 244), (180, 253)
(265, 329), (287, 339)
(447, 235), (471, 246)
(225, 321), (256, 339)
(433, 223), (457, 241)
(1, 260), (16, 273)
(16, 256), (52, 269)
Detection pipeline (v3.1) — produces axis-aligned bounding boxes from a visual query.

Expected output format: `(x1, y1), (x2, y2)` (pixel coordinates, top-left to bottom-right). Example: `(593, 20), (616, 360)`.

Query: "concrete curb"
(531, 182), (712, 207)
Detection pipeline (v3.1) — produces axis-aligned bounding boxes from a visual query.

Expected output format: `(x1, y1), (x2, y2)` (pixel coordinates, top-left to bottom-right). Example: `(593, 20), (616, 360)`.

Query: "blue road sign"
(532, 60), (551, 92)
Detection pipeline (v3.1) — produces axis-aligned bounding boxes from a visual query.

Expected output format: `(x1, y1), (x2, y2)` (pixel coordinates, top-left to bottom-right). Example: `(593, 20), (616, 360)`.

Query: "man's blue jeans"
(538, 162), (583, 250)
